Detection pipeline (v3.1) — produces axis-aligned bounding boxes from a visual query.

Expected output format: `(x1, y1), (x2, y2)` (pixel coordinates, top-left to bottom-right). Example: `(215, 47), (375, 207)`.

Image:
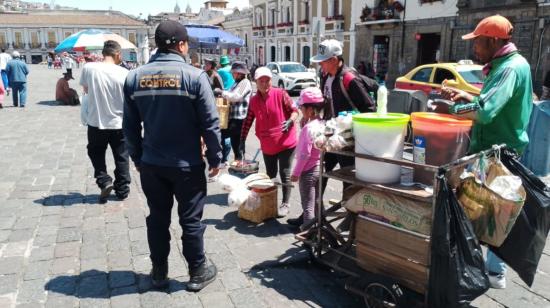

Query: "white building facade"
(0, 10), (149, 64)
(251, 0), (362, 68)
(221, 7), (253, 66)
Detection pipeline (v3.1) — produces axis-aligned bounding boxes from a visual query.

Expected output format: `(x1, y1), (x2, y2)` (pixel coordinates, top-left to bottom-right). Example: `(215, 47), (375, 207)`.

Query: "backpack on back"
(339, 68), (379, 111)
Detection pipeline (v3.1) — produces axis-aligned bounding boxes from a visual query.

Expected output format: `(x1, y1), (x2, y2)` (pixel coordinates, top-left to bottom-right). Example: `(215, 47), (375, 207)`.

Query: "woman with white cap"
(214, 61), (252, 162)
(240, 66), (299, 217)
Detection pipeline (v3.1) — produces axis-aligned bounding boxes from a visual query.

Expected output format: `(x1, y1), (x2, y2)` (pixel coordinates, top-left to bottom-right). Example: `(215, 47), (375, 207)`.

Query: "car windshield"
(280, 63), (307, 73)
(458, 69), (484, 84)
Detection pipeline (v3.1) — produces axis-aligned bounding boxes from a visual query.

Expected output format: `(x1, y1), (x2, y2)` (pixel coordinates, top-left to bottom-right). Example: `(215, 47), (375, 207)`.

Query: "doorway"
(284, 46), (291, 61)
(373, 35), (389, 80)
(270, 46), (276, 62)
(302, 45), (311, 67)
(417, 33), (441, 65)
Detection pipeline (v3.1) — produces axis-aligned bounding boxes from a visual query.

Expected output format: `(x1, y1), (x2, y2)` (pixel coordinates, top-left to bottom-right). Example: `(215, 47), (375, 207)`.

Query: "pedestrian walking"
(62, 52), (74, 75)
(0, 49), (11, 95)
(310, 39), (376, 197)
(214, 61), (252, 163)
(80, 40), (131, 203)
(123, 20), (222, 291)
(240, 66), (299, 217)
(47, 54), (53, 69)
(0, 75), (5, 109)
(288, 87), (325, 230)
(5, 51), (29, 108)
(441, 15), (533, 289)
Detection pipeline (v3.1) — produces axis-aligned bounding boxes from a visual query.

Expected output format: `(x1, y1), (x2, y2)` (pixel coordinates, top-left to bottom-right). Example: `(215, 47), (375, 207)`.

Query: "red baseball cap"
(462, 15), (513, 40)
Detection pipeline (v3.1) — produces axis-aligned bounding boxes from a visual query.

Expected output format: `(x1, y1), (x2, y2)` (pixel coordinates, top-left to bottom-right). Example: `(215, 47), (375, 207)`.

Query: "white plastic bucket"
(352, 113), (410, 183)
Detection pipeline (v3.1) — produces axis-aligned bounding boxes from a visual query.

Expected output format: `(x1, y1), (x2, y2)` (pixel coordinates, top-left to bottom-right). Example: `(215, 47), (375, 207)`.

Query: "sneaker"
(99, 185), (113, 204)
(115, 193), (128, 201)
(187, 259), (217, 292)
(287, 214), (303, 226)
(488, 273), (506, 289)
(150, 263), (169, 289)
(277, 203), (290, 218)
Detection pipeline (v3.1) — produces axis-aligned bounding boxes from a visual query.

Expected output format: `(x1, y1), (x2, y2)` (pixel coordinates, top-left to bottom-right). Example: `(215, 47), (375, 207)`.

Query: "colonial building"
(221, 7), (253, 65)
(251, 0), (363, 68)
(453, 0), (550, 92)
(355, 0), (456, 85)
(0, 9), (148, 64)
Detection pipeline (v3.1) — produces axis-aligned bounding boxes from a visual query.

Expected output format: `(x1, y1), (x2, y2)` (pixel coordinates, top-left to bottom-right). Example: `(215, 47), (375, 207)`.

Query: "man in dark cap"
(123, 20), (221, 291)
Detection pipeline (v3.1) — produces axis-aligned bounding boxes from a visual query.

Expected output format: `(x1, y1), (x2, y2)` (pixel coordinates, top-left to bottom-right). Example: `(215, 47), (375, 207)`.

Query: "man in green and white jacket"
(442, 15), (533, 290)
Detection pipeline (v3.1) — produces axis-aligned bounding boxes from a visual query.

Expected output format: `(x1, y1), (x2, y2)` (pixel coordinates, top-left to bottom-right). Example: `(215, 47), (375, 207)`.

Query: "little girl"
(288, 87), (325, 230)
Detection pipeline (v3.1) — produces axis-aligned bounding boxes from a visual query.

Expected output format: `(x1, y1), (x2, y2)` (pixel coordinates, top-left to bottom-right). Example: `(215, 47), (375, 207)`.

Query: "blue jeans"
(486, 250), (506, 275)
(11, 82), (27, 107)
(220, 136), (231, 163)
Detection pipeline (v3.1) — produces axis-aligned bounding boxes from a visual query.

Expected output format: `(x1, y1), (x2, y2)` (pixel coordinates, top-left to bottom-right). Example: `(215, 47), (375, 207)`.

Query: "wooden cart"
(295, 145), (505, 307)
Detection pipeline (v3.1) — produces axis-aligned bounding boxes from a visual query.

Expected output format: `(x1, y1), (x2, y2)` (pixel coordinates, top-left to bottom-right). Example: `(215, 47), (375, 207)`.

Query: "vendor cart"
(295, 145), (506, 307)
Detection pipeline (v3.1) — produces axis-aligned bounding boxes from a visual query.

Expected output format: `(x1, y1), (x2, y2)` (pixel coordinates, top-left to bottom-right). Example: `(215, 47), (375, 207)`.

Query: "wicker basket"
(217, 98), (230, 129)
(238, 186), (278, 223)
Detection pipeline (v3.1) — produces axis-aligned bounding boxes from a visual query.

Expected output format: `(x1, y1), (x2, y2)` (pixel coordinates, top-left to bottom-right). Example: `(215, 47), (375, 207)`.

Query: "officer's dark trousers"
(87, 126), (131, 196)
(140, 163), (207, 269)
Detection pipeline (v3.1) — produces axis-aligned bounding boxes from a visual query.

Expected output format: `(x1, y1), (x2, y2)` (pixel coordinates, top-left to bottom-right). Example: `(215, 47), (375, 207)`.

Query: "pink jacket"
(241, 88), (298, 155)
(0, 78), (4, 104)
(292, 119), (322, 177)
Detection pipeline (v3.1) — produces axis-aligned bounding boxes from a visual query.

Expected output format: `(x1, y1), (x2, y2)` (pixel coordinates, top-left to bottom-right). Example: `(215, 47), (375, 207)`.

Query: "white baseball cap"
(310, 39), (343, 63)
(254, 66), (272, 80)
(12, 51), (20, 58)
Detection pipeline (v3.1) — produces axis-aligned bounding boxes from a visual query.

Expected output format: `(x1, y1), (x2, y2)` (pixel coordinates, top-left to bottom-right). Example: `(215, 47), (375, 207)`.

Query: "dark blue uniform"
(123, 52), (222, 269)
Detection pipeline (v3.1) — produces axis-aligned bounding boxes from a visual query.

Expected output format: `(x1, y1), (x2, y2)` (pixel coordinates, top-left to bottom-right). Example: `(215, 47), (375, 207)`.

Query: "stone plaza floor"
(0, 64), (548, 307)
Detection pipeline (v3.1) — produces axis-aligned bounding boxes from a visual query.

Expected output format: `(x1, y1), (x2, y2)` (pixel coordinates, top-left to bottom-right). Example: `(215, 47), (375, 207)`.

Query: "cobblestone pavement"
(0, 65), (548, 308)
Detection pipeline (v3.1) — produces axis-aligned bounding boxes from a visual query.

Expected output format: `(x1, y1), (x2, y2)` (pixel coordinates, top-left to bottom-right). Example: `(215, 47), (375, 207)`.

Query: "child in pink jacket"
(289, 87), (325, 230)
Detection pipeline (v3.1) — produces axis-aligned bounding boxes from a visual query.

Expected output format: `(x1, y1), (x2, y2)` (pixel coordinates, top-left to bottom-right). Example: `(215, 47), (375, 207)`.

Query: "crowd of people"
(0, 15), (543, 294)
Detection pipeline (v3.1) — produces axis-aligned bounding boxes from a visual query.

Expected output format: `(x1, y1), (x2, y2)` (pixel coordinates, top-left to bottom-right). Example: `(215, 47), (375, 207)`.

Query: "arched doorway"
(284, 46), (291, 61)
(302, 46), (310, 67)
(270, 46), (276, 62)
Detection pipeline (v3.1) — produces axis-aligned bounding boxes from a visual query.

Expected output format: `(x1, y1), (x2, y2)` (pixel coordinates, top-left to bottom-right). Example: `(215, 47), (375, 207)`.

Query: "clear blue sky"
(29, 0), (249, 18)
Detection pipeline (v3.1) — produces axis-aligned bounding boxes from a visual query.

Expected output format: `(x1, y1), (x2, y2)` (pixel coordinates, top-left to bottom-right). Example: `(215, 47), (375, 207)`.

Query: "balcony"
(359, 3), (403, 23)
(325, 15), (345, 32)
(31, 42), (41, 49)
(47, 41), (57, 48)
(12, 43), (23, 49)
(253, 29), (265, 38)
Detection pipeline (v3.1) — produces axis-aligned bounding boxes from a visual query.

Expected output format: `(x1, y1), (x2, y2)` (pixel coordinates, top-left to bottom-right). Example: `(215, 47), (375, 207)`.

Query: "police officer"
(123, 20), (222, 291)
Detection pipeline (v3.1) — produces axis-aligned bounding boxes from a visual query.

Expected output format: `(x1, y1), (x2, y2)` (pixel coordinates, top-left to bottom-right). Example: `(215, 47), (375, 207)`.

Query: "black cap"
(231, 61), (249, 75)
(155, 20), (188, 48)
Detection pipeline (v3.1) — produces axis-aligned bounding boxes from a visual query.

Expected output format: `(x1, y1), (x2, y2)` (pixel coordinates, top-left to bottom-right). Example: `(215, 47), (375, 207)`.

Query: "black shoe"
(287, 214), (303, 226)
(115, 193), (128, 201)
(150, 263), (169, 289)
(99, 185), (113, 204)
(187, 260), (217, 292)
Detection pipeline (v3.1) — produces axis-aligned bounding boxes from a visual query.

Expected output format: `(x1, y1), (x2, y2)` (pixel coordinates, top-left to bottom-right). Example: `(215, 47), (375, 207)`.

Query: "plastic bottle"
(377, 81), (388, 115)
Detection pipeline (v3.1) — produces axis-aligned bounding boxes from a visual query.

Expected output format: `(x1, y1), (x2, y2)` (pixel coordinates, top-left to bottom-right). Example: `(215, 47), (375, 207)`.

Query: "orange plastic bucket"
(411, 112), (473, 185)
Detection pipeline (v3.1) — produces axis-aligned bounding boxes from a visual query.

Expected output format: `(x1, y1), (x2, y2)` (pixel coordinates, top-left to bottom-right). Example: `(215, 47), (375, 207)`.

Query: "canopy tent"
(54, 29), (137, 53)
(185, 24), (244, 50)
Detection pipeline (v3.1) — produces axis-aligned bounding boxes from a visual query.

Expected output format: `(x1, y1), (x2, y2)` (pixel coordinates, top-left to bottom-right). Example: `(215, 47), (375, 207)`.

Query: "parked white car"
(266, 62), (319, 93)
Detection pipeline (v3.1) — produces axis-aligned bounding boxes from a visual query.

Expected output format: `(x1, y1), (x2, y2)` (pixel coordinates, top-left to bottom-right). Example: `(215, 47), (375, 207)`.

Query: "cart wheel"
(364, 282), (401, 308)
(305, 228), (340, 267)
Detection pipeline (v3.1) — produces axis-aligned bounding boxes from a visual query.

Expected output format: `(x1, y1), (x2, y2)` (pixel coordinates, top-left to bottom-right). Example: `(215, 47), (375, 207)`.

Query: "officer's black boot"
(150, 262), (169, 289)
(187, 259), (217, 292)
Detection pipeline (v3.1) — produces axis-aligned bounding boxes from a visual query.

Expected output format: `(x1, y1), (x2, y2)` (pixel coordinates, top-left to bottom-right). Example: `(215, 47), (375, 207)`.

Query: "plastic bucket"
(353, 113), (411, 183)
(411, 112), (473, 185)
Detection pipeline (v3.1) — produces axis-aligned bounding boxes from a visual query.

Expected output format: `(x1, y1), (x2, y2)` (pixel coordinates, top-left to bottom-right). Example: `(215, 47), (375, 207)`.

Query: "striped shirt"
(222, 78), (252, 120)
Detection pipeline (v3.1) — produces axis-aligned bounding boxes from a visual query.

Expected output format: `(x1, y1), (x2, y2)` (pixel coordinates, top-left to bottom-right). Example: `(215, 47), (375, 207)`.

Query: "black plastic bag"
(489, 148), (550, 286)
(428, 176), (489, 308)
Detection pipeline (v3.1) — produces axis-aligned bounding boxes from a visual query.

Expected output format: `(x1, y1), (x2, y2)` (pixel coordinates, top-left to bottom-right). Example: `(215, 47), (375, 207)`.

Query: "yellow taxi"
(394, 61), (484, 96)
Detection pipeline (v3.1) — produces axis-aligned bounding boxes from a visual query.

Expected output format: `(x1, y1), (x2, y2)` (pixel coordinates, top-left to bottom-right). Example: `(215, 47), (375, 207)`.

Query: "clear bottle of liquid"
(377, 81), (388, 115)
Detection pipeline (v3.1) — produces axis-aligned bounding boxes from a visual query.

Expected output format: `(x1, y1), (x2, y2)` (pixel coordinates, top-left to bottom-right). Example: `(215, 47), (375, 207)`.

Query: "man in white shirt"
(62, 52), (74, 76)
(80, 40), (130, 203)
(0, 49), (12, 95)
